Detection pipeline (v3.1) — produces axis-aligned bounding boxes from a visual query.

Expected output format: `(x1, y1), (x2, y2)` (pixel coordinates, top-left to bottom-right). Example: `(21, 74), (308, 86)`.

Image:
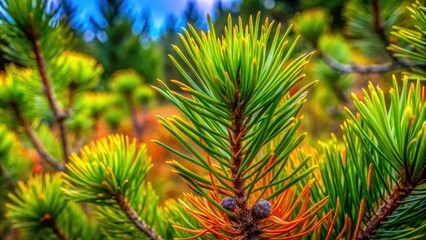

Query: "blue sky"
(72, 0), (238, 38)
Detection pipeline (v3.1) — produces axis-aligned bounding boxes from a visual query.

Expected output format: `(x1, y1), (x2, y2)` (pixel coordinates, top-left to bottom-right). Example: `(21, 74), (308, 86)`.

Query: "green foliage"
(107, 69), (156, 136)
(134, 86), (156, 107)
(0, 0), (72, 66)
(79, 92), (116, 120)
(0, 125), (33, 237)
(57, 51), (104, 91)
(155, 13), (329, 238)
(66, 111), (94, 134)
(389, 1), (426, 80)
(62, 135), (152, 203)
(62, 135), (166, 239)
(109, 69), (156, 107)
(6, 173), (102, 239)
(0, 125), (33, 186)
(0, 66), (27, 106)
(343, 0), (406, 58)
(316, 34), (354, 91)
(156, 14), (310, 200)
(301, 0), (345, 10)
(161, 199), (204, 239)
(292, 8), (331, 45)
(0, 0), (104, 126)
(7, 173), (67, 238)
(103, 108), (126, 131)
(0, 65), (48, 121)
(348, 77), (425, 179)
(96, 182), (162, 239)
(319, 34), (352, 64)
(0, 125), (14, 159)
(348, 78), (426, 239)
(110, 69), (144, 95)
(292, 0), (424, 107)
(311, 77), (426, 239)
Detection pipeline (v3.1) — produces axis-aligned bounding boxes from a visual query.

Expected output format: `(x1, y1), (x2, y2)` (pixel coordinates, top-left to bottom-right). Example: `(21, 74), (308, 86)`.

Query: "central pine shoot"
(155, 13), (330, 239)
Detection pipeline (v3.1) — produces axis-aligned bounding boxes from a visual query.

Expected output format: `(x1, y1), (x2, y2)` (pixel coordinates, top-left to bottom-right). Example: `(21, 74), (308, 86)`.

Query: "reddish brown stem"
(41, 216), (68, 240)
(11, 102), (65, 171)
(230, 72), (260, 240)
(52, 224), (68, 240)
(357, 179), (415, 239)
(28, 22), (70, 163)
(115, 192), (162, 240)
(30, 35), (63, 117)
(125, 96), (143, 139)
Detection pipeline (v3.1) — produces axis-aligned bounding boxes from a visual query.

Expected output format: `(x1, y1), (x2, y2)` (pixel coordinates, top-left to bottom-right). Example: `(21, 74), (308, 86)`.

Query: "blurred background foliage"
(0, 0), (425, 239)
(41, 0), (423, 142)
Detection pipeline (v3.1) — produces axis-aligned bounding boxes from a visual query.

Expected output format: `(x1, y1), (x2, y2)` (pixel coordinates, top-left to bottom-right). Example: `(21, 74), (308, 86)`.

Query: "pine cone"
(221, 197), (237, 212)
(252, 200), (271, 220)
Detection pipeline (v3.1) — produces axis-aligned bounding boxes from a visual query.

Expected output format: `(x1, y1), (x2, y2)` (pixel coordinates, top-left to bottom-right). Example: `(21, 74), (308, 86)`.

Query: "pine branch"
(52, 224), (68, 240)
(350, 78), (426, 239)
(319, 52), (426, 74)
(29, 33), (64, 120)
(41, 216), (68, 240)
(125, 95), (143, 139)
(230, 71), (261, 239)
(319, 52), (397, 74)
(115, 191), (162, 240)
(27, 17), (70, 163)
(357, 177), (419, 239)
(371, 0), (397, 62)
(6, 174), (80, 239)
(62, 136), (161, 239)
(10, 102), (65, 171)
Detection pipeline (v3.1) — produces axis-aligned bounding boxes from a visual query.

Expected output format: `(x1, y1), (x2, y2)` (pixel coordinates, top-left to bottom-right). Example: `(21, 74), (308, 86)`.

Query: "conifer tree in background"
(160, 0), (212, 88)
(0, 0), (425, 239)
(62, 0), (164, 86)
(108, 69), (156, 137)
